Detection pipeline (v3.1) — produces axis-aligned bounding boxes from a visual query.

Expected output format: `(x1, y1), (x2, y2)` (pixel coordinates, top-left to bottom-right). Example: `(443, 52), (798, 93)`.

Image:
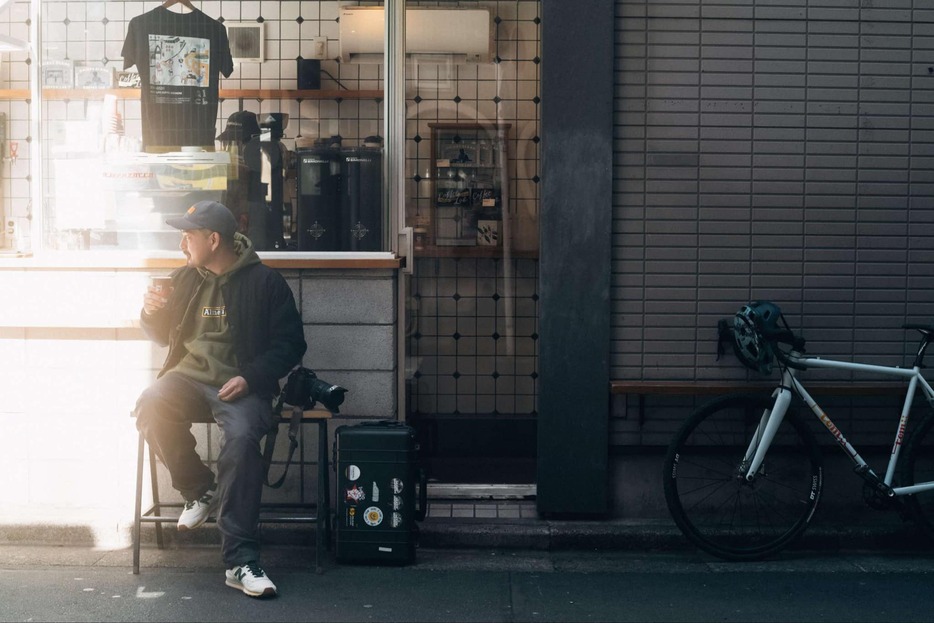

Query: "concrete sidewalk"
(2, 508), (933, 622)
(2, 502), (923, 558)
(4, 542), (934, 623)
(8, 506), (917, 565)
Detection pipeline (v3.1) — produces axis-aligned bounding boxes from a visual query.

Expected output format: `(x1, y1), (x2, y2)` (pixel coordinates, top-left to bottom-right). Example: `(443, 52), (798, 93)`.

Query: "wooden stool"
(132, 408), (332, 574)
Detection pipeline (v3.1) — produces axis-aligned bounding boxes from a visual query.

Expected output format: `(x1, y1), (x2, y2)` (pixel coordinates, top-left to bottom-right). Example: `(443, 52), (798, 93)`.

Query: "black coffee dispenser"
(340, 137), (383, 252)
(295, 135), (383, 252)
(296, 137), (342, 251)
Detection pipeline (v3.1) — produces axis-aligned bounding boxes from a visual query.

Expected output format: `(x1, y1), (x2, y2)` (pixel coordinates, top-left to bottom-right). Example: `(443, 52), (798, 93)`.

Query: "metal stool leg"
(133, 431), (145, 575)
(147, 442), (164, 550)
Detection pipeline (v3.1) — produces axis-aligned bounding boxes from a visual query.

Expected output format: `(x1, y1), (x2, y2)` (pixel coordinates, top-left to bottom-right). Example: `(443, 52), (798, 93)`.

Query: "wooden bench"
(611, 380), (906, 425)
(132, 408), (332, 575)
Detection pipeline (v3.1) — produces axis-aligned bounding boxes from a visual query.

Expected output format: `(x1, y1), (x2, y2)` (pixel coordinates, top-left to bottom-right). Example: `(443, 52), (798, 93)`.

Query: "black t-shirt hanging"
(122, 7), (233, 151)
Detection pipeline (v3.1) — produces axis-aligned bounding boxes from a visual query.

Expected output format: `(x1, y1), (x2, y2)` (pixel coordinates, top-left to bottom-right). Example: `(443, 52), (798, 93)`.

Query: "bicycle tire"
(899, 409), (934, 539)
(663, 393), (823, 561)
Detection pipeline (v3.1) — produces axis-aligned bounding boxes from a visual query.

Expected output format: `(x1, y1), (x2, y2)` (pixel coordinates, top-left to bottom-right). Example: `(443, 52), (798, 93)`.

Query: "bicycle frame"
(744, 352), (934, 496)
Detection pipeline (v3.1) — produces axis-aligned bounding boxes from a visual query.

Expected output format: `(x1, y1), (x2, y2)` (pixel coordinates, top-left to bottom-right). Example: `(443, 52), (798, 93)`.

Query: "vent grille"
(226, 22), (264, 63)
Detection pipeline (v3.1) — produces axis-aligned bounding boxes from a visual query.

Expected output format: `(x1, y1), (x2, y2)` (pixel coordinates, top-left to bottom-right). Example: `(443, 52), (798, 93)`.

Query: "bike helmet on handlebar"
(732, 301), (784, 375)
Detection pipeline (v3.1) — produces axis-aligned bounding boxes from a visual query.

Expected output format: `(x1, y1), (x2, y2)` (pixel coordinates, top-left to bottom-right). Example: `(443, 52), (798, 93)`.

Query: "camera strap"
(262, 404), (302, 489)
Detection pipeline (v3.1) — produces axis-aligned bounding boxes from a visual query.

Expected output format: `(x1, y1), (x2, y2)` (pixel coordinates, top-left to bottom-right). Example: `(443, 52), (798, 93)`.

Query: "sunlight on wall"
(0, 270), (165, 548)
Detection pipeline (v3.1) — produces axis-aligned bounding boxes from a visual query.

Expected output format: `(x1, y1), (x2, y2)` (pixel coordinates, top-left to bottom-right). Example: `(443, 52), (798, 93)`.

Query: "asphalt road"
(2, 547), (934, 622)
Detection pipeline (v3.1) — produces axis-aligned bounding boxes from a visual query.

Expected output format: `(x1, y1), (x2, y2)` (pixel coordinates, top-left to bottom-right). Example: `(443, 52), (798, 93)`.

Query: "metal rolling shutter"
(612, 0), (934, 444)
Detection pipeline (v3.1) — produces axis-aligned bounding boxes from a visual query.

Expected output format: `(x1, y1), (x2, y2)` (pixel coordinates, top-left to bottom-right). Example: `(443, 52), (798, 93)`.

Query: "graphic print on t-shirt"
(149, 34), (210, 89)
(122, 7), (232, 148)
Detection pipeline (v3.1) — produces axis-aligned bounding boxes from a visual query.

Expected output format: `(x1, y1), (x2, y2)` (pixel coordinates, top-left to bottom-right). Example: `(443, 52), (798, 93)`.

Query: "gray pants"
(134, 372), (275, 567)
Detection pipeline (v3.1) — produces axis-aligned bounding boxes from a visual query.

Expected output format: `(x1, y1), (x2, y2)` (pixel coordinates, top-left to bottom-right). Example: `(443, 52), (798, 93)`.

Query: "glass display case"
(427, 123), (510, 251)
(49, 150), (228, 250)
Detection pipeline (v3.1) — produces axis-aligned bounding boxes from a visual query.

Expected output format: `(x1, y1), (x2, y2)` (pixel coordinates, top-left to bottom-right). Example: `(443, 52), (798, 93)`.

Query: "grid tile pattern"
(403, 2), (540, 418)
(410, 256), (539, 416)
(0, 0), (32, 248)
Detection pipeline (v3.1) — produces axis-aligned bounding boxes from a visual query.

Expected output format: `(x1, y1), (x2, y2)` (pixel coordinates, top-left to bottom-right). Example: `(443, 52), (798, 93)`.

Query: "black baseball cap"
(166, 201), (238, 238)
(216, 110), (261, 143)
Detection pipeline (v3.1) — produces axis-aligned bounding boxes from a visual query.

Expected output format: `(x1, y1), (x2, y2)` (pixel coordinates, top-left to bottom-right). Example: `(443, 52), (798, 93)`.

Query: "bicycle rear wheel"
(663, 393), (823, 561)
(900, 409), (934, 539)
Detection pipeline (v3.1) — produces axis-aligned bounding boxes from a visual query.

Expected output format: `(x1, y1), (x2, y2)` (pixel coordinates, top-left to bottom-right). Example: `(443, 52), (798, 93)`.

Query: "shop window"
(33, 0), (388, 253)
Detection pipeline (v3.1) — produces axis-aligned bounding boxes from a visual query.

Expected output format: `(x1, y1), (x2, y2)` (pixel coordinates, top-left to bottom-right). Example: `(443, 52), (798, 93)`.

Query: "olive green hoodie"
(171, 233), (262, 388)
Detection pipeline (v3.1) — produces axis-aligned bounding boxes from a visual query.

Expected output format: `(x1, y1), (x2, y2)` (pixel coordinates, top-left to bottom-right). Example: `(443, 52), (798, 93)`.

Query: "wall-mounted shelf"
(220, 89), (383, 100)
(0, 89), (29, 100)
(0, 88), (383, 101)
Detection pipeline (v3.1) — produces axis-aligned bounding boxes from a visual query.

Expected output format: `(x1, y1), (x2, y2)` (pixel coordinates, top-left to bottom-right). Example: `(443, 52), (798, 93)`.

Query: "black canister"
(296, 145), (342, 251)
(340, 143), (383, 251)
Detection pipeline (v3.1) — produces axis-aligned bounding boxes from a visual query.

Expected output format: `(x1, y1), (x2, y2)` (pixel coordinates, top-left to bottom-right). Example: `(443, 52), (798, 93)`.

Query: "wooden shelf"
(0, 89), (30, 100)
(0, 88), (383, 101)
(415, 245), (538, 259)
(220, 89), (383, 100)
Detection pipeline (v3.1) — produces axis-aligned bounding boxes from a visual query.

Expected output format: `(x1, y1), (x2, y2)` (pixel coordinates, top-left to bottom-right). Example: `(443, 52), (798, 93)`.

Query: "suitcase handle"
(415, 467), (428, 522)
(360, 419), (406, 428)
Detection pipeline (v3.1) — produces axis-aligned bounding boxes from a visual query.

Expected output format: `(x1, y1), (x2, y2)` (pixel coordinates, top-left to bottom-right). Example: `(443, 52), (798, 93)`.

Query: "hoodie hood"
(196, 232), (261, 282)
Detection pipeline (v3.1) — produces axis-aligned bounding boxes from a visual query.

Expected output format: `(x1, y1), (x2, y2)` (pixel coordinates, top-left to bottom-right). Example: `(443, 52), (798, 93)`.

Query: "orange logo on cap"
(187, 206), (197, 215)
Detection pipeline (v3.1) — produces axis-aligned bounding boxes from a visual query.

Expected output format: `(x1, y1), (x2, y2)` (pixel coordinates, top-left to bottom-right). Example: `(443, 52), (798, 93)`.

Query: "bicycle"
(662, 301), (934, 561)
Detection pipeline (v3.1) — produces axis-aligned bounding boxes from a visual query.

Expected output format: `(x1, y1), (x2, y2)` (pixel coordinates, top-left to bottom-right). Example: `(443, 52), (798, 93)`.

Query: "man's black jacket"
(140, 262), (307, 399)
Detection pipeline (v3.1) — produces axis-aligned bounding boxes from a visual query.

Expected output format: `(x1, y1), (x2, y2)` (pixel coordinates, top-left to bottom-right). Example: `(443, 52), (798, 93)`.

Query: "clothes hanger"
(162, 0), (195, 12)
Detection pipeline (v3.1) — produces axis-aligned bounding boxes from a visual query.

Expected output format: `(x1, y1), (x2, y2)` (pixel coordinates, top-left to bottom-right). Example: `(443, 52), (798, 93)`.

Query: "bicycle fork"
(742, 382), (794, 481)
(755, 367), (895, 498)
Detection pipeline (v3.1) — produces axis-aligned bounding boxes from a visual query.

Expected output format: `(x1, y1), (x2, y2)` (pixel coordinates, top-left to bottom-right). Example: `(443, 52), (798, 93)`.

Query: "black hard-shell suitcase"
(333, 420), (427, 564)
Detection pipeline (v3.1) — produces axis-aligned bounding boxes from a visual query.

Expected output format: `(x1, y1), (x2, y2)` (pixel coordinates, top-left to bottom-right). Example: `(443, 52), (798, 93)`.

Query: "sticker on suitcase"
(391, 477), (404, 493)
(364, 506), (384, 527)
(345, 465), (361, 481)
(345, 485), (365, 504)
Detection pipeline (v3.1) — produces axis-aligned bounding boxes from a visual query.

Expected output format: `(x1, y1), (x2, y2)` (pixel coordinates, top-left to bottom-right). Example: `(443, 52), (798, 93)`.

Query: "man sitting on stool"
(134, 200), (306, 598)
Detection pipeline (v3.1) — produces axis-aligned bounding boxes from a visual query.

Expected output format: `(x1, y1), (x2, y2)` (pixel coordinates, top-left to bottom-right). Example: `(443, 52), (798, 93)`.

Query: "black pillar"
(537, 0), (613, 514)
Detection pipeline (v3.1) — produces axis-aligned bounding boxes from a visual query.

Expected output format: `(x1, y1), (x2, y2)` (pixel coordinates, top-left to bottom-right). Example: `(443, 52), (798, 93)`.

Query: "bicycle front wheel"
(663, 393), (823, 561)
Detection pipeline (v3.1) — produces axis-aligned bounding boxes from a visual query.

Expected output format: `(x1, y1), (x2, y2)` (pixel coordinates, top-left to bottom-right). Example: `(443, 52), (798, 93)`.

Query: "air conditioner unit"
(339, 7), (493, 64)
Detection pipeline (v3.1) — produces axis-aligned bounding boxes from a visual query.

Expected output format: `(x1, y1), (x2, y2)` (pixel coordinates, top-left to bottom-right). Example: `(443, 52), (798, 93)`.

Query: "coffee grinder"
(244, 113), (290, 250)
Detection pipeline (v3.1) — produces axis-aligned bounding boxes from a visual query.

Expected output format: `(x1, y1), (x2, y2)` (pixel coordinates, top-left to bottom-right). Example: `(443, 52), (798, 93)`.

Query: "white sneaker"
(177, 486), (217, 531)
(225, 561), (278, 598)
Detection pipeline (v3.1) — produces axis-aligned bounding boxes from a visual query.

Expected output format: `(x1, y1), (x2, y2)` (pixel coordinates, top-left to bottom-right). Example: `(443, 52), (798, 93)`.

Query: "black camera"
(279, 366), (347, 413)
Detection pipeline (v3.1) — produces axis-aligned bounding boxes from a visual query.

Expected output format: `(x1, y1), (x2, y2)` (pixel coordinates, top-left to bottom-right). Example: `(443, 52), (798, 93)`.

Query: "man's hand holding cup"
(144, 276), (174, 316)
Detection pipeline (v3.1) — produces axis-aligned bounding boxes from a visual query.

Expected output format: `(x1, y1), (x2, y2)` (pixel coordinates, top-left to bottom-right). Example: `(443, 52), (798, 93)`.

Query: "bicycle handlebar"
(761, 327), (809, 370)
(761, 326), (804, 349)
(727, 316), (934, 373)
